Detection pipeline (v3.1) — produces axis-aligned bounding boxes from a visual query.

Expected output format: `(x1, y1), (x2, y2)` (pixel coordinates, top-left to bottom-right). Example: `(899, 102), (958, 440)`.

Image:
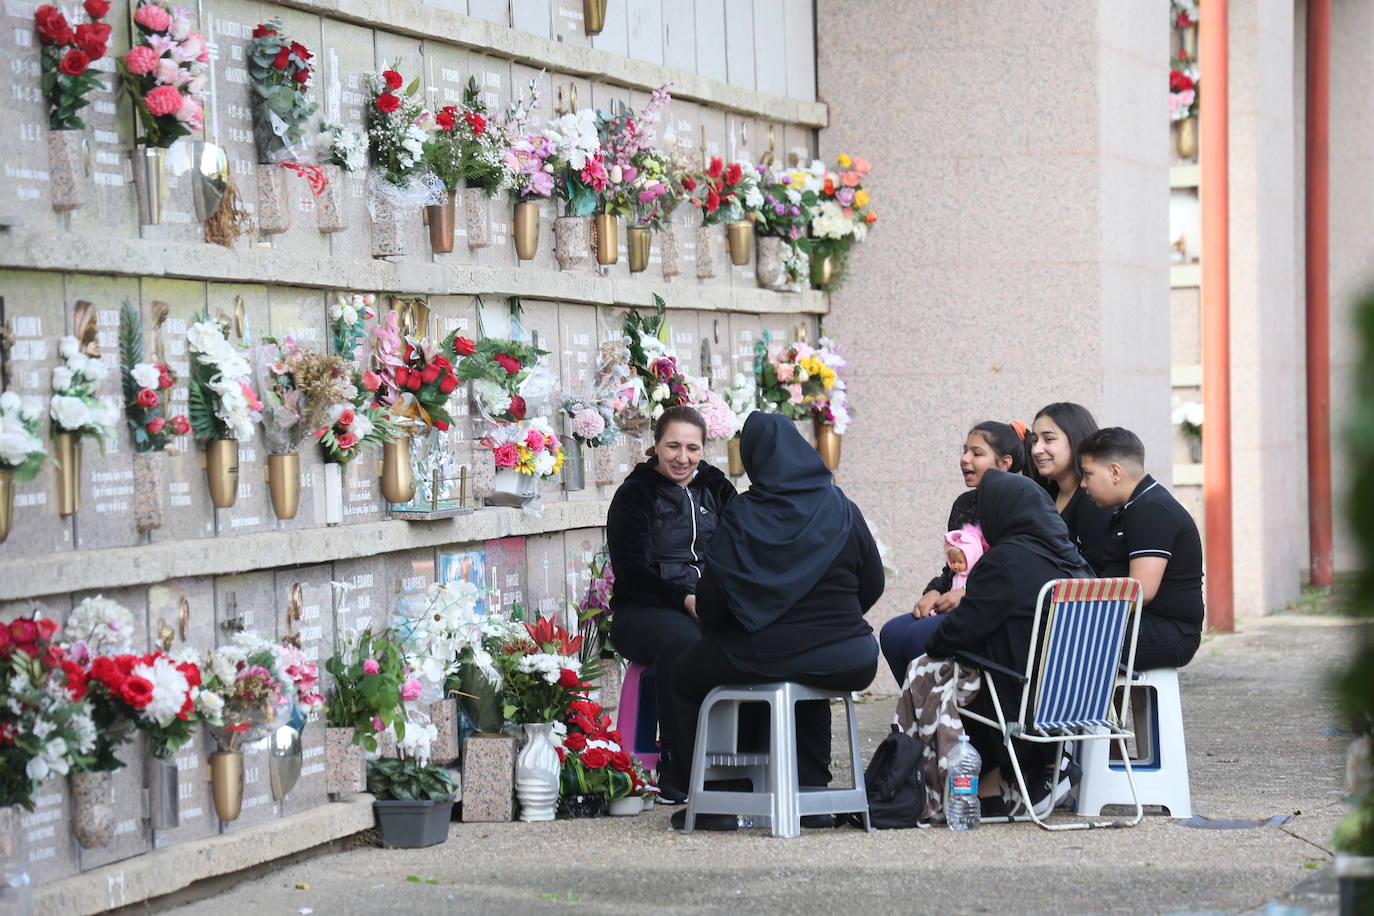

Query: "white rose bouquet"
(50, 335), (117, 448)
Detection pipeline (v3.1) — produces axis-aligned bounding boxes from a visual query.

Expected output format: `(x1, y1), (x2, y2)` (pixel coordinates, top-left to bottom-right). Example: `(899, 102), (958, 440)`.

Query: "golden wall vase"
(55, 431), (81, 517)
(726, 436), (744, 477)
(584, 0), (607, 34)
(811, 253), (836, 289)
(267, 453), (300, 520)
(209, 750), (244, 822)
(727, 220), (754, 266)
(594, 213), (619, 265)
(381, 433), (415, 504)
(814, 421), (842, 470)
(513, 200), (540, 260)
(0, 467), (12, 544)
(627, 225), (652, 273)
(427, 189), (456, 254)
(1176, 116), (1198, 160)
(205, 438), (240, 509)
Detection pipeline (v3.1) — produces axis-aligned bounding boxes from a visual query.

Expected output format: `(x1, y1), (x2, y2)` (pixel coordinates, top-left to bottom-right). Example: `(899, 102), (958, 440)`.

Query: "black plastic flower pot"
(373, 798), (454, 848)
(557, 793), (607, 819)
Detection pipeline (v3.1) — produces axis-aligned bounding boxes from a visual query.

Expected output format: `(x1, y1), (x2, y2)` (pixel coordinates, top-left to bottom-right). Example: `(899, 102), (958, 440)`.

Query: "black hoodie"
(605, 458), (738, 614)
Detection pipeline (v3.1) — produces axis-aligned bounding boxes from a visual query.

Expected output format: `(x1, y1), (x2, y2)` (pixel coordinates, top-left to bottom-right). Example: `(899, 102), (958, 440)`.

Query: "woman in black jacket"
(667, 413), (883, 830)
(607, 405), (737, 798)
(878, 420), (1028, 683)
(925, 469), (1093, 817)
(1027, 401), (1113, 575)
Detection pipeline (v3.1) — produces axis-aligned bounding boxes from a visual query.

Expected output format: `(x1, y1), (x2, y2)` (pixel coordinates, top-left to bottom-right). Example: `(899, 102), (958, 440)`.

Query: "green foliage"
(246, 20), (319, 163)
(41, 45), (104, 131)
(366, 757), (455, 801)
(323, 628), (408, 749)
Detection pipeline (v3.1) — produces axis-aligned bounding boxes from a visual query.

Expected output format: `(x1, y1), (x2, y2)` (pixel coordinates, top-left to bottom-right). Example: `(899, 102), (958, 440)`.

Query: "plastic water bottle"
(945, 735), (981, 831)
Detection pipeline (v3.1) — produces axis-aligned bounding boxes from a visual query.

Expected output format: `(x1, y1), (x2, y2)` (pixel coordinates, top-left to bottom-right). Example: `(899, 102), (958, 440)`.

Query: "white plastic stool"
(1076, 668), (1193, 818)
(682, 682), (873, 837)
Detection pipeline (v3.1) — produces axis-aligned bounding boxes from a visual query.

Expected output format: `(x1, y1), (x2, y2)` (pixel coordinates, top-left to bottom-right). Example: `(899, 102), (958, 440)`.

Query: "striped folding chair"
(952, 577), (1145, 831)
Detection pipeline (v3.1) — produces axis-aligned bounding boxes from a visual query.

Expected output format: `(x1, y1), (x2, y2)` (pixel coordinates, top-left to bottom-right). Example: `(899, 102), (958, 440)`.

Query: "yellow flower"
(837, 153), (852, 168)
(799, 357), (837, 390)
(854, 189), (869, 208)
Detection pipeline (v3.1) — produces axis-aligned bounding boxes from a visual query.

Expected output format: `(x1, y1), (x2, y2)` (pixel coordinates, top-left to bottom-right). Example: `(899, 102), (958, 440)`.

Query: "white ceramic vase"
(514, 722), (560, 822)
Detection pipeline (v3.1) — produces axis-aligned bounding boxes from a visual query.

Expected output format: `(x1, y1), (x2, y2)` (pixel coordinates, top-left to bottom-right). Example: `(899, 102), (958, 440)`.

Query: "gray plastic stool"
(682, 682), (874, 837)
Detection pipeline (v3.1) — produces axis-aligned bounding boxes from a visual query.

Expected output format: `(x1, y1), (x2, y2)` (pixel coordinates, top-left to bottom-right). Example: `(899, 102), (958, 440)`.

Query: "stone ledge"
(0, 500), (611, 601)
(276, 0), (828, 127)
(0, 230), (829, 315)
(33, 794), (377, 916)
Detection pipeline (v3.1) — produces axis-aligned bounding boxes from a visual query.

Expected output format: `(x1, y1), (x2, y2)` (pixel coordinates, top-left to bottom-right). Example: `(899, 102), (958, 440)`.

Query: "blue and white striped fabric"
(1031, 579), (1139, 732)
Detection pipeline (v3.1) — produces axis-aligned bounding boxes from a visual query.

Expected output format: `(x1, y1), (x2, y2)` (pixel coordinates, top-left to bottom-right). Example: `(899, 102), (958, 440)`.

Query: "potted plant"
(423, 77), (510, 253)
(806, 154), (877, 291)
(557, 696), (636, 818)
(323, 628), (407, 795)
(366, 757), (455, 848)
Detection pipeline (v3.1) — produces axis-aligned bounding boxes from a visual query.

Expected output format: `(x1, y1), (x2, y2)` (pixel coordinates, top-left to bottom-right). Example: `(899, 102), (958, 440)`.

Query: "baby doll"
(944, 524), (987, 590)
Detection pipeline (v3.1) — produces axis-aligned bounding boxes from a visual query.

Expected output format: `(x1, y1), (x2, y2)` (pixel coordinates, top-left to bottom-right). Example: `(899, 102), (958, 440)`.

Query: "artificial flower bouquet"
(1170, 49), (1199, 122)
(575, 548), (615, 660)
(34, 0), (111, 131)
(246, 20), (318, 164)
(478, 418), (566, 480)
(391, 580), (483, 692)
(119, 303), (187, 453)
(559, 392), (623, 449)
(51, 334), (117, 449)
(186, 313), (261, 443)
(424, 77), (510, 195)
(0, 615), (97, 807)
(324, 627), (409, 752)
(541, 108), (606, 217)
(558, 697), (636, 804)
(369, 312), (468, 432)
(118, 0), (209, 149)
(688, 379), (738, 441)
(806, 154), (876, 290)
(80, 648), (214, 762)
(258, 336), (354, 456)
(723, 372), (759, 433)
(807, 335), (851, 434)
(755, 336), (851, 434)
(454, 334), (552, 425)
(319, 295), (397, 465)
(0, 391), (49, 483)
(320, 119), (366, 173)
(692, 156), (763, 226)
(622, 296), (694, 423)
(200, 633), (318, 750)
(493, 616), (589, 724)
(364, 64), (442, 209)
(594, 85), (672, 220)
(331, 293), (377, 361)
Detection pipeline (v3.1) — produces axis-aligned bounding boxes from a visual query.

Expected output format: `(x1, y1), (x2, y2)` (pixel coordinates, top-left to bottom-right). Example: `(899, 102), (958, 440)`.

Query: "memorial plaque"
(783, 123), (816, 172)
(147, 577), (219, 849)
(66, 278), (141, 551)
(435, 545), (484, 614)
(276, 567), (332, 817)
(732, 314), (765, 383)
(484, 536), (527, 619)
(0, 271), (74, 558)
(474, 55), (513, 268)
(727, 112), (762, 169)
(556, 301), (598, 502)
(330, 555), (391, 639)
(391, 548), (439, 620)
(214, 571), (278, 833)
(266, 287), (328, 530)
(142, 280), (216, 547)
(205, 284), (270, 538)
(66, 12), (137, 239)
(318, 18), (375, 262)
(669, 309), (702, 378)
(0, 3), (60, 238)
(20, 782), (79, 885)
(563, 529), (603, 633)
(553, 0), (593, 49)
(523, 533), (565, 625)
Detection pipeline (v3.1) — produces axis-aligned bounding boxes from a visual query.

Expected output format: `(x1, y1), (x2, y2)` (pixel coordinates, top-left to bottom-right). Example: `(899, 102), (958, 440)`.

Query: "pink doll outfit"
(945, 524), (987, 590)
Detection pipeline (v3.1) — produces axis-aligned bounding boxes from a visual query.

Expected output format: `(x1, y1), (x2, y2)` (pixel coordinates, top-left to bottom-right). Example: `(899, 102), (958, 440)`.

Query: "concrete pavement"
(148, 614), (1364, 916)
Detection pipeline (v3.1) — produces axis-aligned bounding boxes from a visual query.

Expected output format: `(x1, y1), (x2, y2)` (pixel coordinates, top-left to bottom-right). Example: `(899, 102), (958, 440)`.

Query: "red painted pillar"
(1306, 0), (1334, 587)
(1200, 0), (1234, 632)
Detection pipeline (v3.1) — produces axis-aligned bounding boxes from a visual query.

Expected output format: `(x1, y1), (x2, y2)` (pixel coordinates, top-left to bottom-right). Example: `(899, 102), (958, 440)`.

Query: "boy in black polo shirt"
(1077, 427), (1205, 669)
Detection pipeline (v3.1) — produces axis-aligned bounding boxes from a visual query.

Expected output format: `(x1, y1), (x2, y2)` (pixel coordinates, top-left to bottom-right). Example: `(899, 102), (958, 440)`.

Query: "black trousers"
(1133, 614), (1201, 670)
(609, 601), (702, 754)
(670, 637), (878, 790)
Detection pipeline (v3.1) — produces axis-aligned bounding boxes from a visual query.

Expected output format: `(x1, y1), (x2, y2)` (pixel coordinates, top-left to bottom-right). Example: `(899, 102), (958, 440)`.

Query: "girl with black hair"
(606, 405), (738, 801)
(877, 420), (1028, 684)
(1027, 402), (1113, 575)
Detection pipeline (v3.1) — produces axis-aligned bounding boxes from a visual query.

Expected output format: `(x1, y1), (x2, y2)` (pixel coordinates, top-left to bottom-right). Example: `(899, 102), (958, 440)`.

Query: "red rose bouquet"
(118, 0), (209, 149)
(82, 649), (210, 761)
(557, 696), (642, 802)
(454, 333), (552, 425)
(34, 0), (110, 131)
(368, 311), (468, 432)
(246, 20), (319, 165)
(691, 156), (760, 227)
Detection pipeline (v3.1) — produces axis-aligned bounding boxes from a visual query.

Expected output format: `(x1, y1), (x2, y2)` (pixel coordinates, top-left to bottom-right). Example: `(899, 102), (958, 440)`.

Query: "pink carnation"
(524, 429), (546, 453)
(571, 408), (605, 440)
(492, 442), (519, 469)
(124, 45), (159, 75)
(143, 84), (183, 117)
(133, 2), (170, 32)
